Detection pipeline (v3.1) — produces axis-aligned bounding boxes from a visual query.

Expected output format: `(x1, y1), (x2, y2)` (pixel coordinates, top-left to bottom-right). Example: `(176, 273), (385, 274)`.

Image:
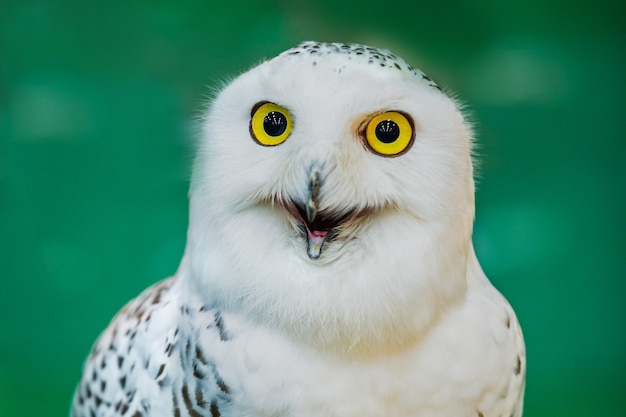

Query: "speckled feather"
(71, 279), (233, 417)
(282, 41), (440, 89)
(72, 42), (526, 417)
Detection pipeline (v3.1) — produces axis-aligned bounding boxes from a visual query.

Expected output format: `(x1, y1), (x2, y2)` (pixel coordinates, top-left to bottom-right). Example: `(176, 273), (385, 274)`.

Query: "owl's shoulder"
(425, 279), (526, 417)
(71, 278), (232, 417)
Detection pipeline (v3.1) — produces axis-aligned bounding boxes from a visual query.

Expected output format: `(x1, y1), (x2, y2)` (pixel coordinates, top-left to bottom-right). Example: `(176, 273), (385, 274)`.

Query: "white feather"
(72, 42), (525, 417)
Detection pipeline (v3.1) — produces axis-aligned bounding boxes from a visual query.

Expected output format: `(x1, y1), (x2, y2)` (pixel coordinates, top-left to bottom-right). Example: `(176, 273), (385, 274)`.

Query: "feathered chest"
(73, 278), (524, 417)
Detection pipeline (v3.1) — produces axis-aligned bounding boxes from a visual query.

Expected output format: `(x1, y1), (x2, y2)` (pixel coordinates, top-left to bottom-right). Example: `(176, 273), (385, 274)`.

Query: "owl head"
(182, 42), (476, 354)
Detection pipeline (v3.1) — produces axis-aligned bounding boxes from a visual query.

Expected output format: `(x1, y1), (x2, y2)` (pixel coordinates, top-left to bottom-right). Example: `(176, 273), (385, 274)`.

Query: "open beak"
(283, 165), (357, 260)
(280, 164), (376, 260)
(304, 167), (326, 259)
(283, 164), (360, 260)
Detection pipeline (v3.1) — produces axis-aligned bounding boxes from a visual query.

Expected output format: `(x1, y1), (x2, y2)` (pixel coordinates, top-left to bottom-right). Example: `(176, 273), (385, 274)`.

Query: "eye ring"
(362, 111), (415, 157)
(250, 101), (293, 146)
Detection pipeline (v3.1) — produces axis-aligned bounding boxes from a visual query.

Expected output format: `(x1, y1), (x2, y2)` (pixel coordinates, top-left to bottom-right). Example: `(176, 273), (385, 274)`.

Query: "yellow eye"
(364, 111), (414, 156)
(250, 102), (293, 146)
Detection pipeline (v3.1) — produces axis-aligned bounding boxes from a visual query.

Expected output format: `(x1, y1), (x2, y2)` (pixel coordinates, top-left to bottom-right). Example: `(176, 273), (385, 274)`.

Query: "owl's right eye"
(250, 102), (293, 146)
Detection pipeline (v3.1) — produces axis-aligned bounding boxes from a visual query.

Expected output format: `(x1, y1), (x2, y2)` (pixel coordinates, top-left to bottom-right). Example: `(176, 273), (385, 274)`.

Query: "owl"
(71, 42), (525, 417)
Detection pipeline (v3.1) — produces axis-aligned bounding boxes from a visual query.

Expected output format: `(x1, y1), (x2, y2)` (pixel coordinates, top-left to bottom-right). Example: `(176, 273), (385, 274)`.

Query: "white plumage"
(72, 41), (525, 417)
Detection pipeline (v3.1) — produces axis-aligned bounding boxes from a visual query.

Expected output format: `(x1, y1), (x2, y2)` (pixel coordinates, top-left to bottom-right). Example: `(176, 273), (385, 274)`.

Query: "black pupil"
(375, 120), (400, 143)
(263, 111), (287, 137)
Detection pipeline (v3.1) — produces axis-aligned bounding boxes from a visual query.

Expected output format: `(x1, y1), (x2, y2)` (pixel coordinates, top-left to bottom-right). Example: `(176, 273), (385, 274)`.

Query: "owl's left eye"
(363, 111), (414, 157)
(250, 102), (293, 146)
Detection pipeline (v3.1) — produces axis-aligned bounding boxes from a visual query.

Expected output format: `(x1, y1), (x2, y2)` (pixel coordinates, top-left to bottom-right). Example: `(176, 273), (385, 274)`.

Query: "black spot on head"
(515, 355), (522, 375)
(281, 42), (441, 91)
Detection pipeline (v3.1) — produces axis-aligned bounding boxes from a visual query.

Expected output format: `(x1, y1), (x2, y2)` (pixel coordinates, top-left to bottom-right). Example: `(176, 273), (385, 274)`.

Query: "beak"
(306, 167), (321, 223)
(290, 163), (357, 260)
(304, 166), (327, 259)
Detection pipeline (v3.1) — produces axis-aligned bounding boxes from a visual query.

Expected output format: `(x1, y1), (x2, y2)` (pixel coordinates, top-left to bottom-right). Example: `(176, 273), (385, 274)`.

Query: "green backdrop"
(1, 0), (624, 416)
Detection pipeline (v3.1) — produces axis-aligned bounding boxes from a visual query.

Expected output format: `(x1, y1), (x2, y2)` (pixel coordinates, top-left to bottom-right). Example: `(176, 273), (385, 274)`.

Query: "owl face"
(186, 43), (476, 352)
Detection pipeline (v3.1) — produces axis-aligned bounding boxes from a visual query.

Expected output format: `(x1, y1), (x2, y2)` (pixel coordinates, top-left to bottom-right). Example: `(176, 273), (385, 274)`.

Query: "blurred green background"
(1, 0), (624, 415)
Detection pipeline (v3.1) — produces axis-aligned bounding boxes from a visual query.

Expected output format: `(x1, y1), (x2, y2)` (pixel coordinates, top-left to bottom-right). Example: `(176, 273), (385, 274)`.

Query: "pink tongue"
(306, 228), (328, 259)
(309, 229), (328, 239)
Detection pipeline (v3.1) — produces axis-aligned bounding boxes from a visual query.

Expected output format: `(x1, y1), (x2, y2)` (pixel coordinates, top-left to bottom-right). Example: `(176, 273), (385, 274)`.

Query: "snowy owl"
(72, 42), (525, 417)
